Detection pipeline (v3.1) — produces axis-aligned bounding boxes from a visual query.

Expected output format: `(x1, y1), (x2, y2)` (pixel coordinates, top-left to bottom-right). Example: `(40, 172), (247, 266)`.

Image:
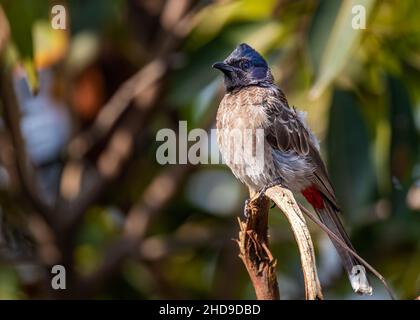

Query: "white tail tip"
(350, 265), (373, 295)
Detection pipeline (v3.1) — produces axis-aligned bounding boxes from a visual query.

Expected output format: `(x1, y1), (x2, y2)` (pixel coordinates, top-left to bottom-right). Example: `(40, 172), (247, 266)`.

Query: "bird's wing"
(264, 89), (339, 209)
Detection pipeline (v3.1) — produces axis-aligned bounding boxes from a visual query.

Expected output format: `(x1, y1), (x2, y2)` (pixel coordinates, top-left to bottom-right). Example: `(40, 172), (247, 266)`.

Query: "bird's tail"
(314, 198), (372, 295)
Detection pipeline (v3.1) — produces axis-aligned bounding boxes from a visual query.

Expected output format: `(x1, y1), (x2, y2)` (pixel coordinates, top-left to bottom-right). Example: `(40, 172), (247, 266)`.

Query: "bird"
(213, 43), (372, 295)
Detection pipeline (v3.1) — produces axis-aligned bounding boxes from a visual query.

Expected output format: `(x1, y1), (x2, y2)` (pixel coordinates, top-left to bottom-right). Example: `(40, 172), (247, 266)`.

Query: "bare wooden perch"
(266, 186), (323, 300)
(237, 186), (323, 300)
(237, 196), (280, 300)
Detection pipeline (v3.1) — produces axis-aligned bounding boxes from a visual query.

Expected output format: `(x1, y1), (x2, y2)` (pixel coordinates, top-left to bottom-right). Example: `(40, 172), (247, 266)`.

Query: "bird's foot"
(256, 178), (285, 203)
(244, 179), (285, 218)
(243, 198), (251, 219)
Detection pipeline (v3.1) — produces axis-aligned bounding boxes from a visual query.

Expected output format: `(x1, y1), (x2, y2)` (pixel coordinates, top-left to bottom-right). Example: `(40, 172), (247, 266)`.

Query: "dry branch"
(238, 186), (323, 300)
(237, 196), (280, 300)
(75, 164), (194, 297)
(67, 59), (168, 160)
(265, 186), (323, 300)
(60, 0), (205, 232)
(0, 56), (55, 228)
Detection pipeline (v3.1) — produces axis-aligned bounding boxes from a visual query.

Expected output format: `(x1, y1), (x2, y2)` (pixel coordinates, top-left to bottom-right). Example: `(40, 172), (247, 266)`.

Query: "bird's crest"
(226, 43), (268, 67)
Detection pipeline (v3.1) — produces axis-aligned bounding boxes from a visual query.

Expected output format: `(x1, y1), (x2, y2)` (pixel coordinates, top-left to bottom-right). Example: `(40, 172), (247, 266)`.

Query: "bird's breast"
(215, 86), (274, 192)
(216, 86), (270, 132)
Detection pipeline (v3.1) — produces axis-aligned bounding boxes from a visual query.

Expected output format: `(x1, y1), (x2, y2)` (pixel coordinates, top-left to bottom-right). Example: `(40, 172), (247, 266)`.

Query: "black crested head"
(212, 43), (273, 92)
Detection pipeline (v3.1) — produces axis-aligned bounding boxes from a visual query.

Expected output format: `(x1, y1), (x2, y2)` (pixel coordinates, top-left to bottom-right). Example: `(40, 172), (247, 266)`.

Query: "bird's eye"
(241, 61), (251, 70)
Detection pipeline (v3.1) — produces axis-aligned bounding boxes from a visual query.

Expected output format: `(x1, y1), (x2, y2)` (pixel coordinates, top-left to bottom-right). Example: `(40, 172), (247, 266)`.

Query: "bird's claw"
(256, 190), (267, 204)
(243, 198), (251, 218)
(256, 178), (285, 203)
(244, 179), (285, 218)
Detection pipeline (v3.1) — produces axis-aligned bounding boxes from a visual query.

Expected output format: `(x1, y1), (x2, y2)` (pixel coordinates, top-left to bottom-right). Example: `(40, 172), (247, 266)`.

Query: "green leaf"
(1, 0), (48, 92)
(327, 90), (376, 221)
(1, 0), (47, 59)
(0, 5), (10, 54)
(388, 77), (419, 215)
(310, 0), (376, 98)
(308, 0), (342, 72)
(189, 0), (278, 48)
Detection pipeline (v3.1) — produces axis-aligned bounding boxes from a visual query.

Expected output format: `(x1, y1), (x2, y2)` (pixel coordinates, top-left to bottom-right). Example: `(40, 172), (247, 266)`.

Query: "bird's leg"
(244, 178), (285, 218)
(256, 178), (285, 203)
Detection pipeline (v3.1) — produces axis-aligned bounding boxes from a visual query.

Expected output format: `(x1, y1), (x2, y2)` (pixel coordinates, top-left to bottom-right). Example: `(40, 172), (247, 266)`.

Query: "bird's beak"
(212, 62), (234, 74)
